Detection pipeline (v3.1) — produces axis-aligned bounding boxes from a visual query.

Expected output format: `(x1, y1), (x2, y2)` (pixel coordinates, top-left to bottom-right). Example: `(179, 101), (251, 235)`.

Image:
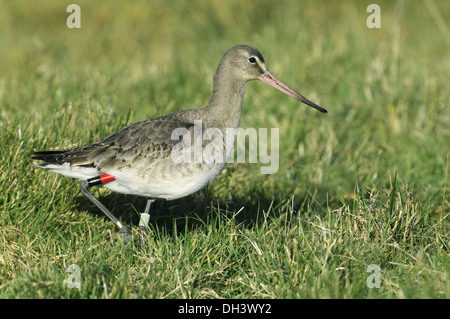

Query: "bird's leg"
(139, 198), (154, 249)
(79, 175), (132, 245)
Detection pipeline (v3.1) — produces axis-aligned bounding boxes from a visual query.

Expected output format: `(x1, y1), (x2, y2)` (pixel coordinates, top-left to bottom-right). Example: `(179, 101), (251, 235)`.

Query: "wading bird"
(33, 45), (327, 247)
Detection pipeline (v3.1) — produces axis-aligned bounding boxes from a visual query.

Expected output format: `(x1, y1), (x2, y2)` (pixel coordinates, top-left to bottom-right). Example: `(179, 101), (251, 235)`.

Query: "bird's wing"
(33, 116), (199, 171)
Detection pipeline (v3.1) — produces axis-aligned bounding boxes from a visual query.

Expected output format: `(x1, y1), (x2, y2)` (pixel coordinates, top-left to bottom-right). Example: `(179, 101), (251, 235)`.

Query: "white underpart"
(40, 161), (226, 200)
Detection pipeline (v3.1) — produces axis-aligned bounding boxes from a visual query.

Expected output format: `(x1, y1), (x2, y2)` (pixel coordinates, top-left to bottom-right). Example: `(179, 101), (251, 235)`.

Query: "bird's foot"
(118, 226), (132, 248)
(138, 226), (148, 249)
(138, 212), (151, 251)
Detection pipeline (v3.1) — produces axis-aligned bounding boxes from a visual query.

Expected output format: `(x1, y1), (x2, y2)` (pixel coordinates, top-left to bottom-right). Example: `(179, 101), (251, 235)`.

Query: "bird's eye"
(248, 57), (256, 64)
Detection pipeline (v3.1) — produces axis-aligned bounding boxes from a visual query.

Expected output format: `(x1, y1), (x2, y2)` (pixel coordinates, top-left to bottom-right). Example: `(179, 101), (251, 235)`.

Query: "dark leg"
(139, 198), (154, 249)
(80, 180), (132, 245)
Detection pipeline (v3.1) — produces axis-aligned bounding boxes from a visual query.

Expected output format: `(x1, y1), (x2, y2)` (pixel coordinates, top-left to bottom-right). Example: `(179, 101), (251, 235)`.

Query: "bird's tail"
(32, 150), (70, 167)
(32, 148), (94, 168)
(32, 150), (66, 162)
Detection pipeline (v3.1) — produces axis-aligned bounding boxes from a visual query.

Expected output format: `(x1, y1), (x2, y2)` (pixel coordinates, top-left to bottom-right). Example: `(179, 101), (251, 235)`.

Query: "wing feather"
(33, 116), (198, 171)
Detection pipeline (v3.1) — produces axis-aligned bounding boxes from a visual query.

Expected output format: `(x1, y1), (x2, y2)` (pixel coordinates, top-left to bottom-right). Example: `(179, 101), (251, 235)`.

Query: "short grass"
(0, 0), (449, 298)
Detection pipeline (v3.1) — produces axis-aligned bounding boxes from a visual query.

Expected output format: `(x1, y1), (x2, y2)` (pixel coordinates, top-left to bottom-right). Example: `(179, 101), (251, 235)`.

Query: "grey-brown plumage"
(33, 45), (327, 201)
(34, 116), (193, 170)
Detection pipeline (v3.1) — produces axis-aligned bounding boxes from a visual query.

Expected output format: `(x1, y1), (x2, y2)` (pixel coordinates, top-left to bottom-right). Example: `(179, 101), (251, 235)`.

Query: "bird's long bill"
(259, 71), (327, 113)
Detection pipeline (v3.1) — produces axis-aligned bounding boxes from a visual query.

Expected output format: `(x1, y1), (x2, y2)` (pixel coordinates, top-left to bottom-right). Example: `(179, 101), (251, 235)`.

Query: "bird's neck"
(204, 69), (247, 131)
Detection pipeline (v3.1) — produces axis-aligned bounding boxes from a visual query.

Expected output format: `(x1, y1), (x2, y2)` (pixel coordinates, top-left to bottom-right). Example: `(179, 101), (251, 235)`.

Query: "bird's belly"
(104, 161), (225, 200)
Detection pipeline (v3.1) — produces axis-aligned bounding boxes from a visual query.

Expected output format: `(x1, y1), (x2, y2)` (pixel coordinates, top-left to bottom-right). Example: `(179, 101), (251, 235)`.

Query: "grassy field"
(0, 0), (449, 299)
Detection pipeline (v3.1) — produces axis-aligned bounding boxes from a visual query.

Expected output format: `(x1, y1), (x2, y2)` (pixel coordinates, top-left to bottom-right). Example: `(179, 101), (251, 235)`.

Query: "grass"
(0, 0), (449, 298)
